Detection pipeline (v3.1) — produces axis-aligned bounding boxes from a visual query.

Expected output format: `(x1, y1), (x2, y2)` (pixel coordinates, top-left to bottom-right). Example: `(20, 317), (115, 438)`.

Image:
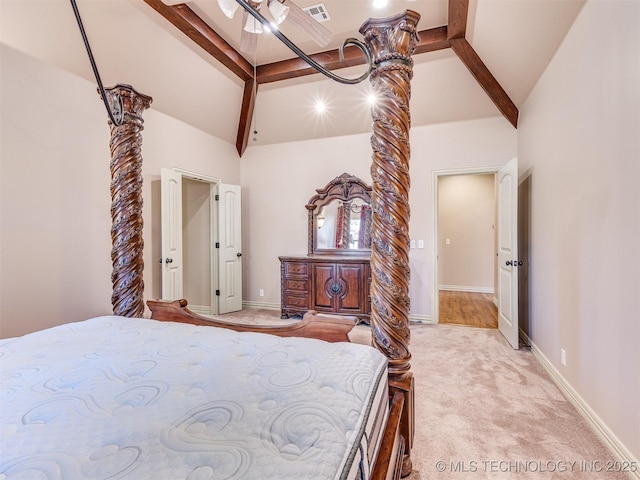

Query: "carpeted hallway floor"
(398, 323), (632, 479)
(210, 309), (633, 479)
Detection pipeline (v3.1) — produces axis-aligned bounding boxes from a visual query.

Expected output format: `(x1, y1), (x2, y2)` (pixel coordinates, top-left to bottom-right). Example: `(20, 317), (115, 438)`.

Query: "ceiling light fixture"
(219, 0), (372, 85)
(268, 0), (290, 25)
(372, 0), (388, 8)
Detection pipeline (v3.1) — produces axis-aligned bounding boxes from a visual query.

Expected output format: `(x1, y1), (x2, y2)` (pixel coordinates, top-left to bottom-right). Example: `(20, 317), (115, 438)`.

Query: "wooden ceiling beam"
(447, 0), (518, 127)
(450, 38), (518, 128)
(448, 0), (469, 40)
(143, 0), (254, 81)
(257, 26), (450, 84)
(236, 79), (257, 156)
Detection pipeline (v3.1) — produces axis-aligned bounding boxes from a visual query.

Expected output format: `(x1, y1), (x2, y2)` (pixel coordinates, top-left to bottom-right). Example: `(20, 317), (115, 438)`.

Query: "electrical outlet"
(561, 348), (566, 366)
(410, 240), (416, 249)
(259, 289), (264, 297)
(418, 240), (424, 249)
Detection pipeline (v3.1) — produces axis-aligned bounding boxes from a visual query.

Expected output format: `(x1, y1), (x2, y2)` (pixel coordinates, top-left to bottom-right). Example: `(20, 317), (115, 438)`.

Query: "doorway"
(432, 160), (522, 349)
(182, 177), (214, 315)
(432, 167), (500, 328)
(160, 168), (243, 315)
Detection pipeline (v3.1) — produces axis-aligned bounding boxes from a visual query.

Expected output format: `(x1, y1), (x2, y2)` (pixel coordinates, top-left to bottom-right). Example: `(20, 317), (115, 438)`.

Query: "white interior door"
(160, 168), (184, 300)
(218, 184), (242, 313)
(497, 157), (519, 349)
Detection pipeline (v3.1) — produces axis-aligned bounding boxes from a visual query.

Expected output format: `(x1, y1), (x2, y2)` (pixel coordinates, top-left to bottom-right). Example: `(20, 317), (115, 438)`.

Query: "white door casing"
(218, 184), (243, 314)
(160, 168), (184, 300)
(497, 157), (519, 349)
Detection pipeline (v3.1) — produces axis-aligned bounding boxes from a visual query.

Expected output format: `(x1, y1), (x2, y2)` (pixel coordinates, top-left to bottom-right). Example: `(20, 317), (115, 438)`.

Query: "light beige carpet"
(211, 309), (632, 479)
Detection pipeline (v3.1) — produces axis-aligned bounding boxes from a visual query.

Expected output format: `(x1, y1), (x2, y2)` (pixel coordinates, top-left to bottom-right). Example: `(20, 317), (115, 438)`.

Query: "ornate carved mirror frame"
(306, 173), (373, 256)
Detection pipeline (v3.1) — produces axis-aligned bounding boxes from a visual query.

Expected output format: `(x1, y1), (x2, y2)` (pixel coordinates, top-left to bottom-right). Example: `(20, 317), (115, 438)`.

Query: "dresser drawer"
(284, 294), (308, 309)
(284, 262), (308, 277)
(285, 279), (308, 292)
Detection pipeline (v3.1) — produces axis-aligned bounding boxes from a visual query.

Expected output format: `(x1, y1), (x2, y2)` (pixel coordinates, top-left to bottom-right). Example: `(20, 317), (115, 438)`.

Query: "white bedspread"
(0, 316), (387, 480)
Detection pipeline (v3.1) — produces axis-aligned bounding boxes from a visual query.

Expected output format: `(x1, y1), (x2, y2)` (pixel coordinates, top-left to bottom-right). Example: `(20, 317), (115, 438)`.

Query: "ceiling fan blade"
(240, 11), (259, 53)
(281, 0), (332, 47)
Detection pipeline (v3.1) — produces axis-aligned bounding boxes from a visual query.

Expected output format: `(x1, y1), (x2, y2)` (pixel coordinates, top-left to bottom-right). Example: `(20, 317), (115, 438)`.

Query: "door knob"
(236, 253), (242, 257)
(506, 260), (513, 266)
(165, 258), (173, 263)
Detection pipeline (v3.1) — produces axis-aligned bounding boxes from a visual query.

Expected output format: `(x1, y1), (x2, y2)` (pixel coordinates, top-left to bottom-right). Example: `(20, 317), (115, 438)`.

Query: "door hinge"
(215, 242), (220, 248)
(215, 290), (220, 296)
(215, 194), (219, 201)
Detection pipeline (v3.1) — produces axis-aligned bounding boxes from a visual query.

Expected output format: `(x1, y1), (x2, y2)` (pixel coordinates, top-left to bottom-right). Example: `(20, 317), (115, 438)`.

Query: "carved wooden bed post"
(360, 11), (420, 477)
(104, 84), (152, 317)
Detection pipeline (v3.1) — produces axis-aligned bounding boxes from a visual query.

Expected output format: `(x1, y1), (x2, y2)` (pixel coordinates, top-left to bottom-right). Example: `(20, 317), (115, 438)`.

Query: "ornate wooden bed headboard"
(105, 10), (420, 478)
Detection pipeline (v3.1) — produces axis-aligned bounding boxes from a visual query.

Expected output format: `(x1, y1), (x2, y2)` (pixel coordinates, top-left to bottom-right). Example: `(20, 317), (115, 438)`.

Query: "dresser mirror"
(306, 173), (373, 255)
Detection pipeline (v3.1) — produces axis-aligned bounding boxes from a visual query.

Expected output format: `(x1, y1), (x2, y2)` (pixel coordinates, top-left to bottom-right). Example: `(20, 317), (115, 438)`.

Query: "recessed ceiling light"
(315, 100), (326, 113)
(367, 93), (378, 106)
(372, 0), (388, 8)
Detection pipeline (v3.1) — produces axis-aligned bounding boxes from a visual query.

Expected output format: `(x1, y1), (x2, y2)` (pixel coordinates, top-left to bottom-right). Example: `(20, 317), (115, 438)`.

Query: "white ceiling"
(0, 0), (585, 149)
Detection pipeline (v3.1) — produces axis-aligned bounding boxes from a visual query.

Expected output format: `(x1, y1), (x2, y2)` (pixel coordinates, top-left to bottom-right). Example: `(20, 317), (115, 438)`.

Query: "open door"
(218, 184), (243, 313)
(160, 168), (183, 300)
(497, 157), (519, 349)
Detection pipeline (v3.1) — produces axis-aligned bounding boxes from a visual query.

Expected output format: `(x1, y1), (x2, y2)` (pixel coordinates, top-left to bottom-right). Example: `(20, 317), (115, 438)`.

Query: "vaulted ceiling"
(0, 0), (585, 156)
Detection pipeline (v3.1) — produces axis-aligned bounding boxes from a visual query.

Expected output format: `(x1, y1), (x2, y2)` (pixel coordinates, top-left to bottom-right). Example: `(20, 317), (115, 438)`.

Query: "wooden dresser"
(279, 255), (371, 322)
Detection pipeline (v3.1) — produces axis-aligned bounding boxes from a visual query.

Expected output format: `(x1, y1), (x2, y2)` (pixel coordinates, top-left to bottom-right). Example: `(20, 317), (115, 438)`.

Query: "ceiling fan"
(158, 0), (370, 84)
(217, 0), (332, 53)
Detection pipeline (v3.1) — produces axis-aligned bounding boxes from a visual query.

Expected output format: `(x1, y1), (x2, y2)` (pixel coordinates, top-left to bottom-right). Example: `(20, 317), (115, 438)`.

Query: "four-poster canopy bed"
(1, 6), (419, 480)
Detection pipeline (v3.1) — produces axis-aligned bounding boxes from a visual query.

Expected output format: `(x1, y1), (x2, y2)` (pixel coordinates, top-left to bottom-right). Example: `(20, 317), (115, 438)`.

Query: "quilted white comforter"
(0, 316), (388, 480)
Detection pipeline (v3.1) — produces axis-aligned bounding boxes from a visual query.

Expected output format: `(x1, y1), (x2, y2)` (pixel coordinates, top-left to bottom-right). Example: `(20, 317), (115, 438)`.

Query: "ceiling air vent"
(302, 3), (331, 23)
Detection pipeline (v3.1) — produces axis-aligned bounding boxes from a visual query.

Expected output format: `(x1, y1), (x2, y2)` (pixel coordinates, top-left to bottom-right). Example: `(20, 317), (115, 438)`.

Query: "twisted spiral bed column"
(361, 11), (419, 379)
(361, 11), (420, 476)
(104, 84), (152, 318)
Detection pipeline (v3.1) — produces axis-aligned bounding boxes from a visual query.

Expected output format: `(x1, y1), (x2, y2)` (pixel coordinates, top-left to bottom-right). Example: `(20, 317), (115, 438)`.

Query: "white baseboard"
(188, 304), (212, 316)
(521, 330), (639, 480)
(410, 313), (433, 324)
(242, 301), (280, 311)
(439, 285), (494, 294)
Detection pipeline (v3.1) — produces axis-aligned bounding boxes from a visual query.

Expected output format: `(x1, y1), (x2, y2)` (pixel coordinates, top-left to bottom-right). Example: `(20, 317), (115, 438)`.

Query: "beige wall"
(437, 174), (495, 292)
(517, 0), (639, 461)
(0, 44), (240, 338)
(239, 118), (517, 319)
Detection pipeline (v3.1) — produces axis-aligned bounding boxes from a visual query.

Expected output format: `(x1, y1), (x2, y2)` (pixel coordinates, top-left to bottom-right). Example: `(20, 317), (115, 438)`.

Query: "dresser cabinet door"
(334, 264), (366, 313)
(312, 264), (335, 310)
(311, 262), (369, 316)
